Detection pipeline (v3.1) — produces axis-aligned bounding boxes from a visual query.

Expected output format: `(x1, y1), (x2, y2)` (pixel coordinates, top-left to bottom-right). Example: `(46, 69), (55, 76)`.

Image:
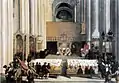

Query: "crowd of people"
(3, 54), (119, 83)
(3, 42), (119, 83)
(34, 62), (51, 79)
(3, 56), (51, 83)
(98, 60), (119, 78)
(77, 66), (95, 77)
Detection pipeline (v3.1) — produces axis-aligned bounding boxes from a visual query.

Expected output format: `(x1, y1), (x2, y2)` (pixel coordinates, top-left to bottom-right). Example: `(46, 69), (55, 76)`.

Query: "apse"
(55, 3), (74, 22)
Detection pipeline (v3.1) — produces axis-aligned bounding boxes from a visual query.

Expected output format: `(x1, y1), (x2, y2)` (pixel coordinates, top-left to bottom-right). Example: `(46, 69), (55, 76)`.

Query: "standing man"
(61, 60), (68, 76)
(42, 62), (48, 79)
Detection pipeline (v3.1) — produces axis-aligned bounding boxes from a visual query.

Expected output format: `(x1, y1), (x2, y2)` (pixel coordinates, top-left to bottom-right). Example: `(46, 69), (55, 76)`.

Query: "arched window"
(55, 3), (73, 22)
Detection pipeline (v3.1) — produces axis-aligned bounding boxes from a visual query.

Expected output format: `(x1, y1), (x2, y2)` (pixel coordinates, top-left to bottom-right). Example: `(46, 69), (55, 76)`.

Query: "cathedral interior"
(1, 0), (119, 73)
(13, 0), (87, 57)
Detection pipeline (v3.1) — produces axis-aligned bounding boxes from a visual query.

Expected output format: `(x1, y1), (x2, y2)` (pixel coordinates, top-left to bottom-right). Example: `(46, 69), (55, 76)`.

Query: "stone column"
(106, 0), (111, 53)
(99, 0), (105, 32)
(8, 0), (13, 64)
(37, 0), (41, 35)
(19, 0), (26, 59)
(0, 0), (2, 73)
(117, 0), (119, 63)
(46, 0), (53, 21)
(98, 0), (105, 54)
(80, 0), (84, 23)
(75, 0), (81, 23)
(1, 0), (8, 73)
(36, 0), (42, 52)
(115, 0), (119, 62)
(106, 0), (110, 33)
(41, 0), (46, 49)
(20, 0), (25, 33)
(110, 0), (116, 61)
(30, 0), (38, 52)
(86, 0), (91, 49)
(13, 0), (19, 33)
(24, 0), (30, 59)
(104, 0), (106, 33)
(34, 0), (38, 36)
(92, 0), (99, 38)
(30, 0), (35, 35)
(43, 0), (46, 49)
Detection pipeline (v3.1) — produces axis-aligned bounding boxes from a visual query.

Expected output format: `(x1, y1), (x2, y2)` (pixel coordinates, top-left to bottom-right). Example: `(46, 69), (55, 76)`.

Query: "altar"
(46, 22), (83, 56)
